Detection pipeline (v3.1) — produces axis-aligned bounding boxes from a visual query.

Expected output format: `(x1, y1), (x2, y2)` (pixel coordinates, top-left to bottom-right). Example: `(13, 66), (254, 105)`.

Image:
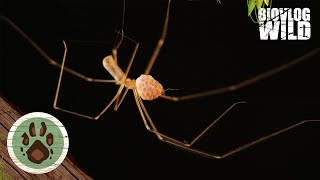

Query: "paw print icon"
(7, 112), (69, 174)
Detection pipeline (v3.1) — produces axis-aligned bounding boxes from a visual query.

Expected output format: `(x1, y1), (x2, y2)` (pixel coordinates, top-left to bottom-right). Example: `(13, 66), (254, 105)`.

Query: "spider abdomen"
(136, 75), (164, 101)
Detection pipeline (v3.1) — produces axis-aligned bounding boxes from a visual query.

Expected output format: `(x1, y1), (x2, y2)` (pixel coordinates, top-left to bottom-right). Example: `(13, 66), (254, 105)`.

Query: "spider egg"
(136, 74), (164, 101)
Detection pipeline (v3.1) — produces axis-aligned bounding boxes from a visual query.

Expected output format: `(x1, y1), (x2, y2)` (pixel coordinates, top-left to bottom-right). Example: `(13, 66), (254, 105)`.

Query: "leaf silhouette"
(248, 0), (257, 16)
(257, 0), (263, 11)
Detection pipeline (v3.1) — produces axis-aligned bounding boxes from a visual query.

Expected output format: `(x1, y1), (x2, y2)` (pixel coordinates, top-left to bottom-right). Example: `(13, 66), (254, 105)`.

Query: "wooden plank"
(0, 97), (93, 180)
(0, 156), (24, 180)
(61, 158), (93, 180)
(1, 124), (42, 180)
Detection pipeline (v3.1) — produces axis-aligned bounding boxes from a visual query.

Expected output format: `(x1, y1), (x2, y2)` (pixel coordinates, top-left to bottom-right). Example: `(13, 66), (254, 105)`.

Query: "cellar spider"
(1, 0), (319, 159)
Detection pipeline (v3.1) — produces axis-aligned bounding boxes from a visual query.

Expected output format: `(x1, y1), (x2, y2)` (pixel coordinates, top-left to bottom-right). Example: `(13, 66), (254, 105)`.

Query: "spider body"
(103, 55), (164, 101)
(135, 75), (164, 101)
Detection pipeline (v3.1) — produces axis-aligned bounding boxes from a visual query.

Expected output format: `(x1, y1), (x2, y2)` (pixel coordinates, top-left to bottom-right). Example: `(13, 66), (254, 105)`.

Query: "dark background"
(1, 0), (319, 178)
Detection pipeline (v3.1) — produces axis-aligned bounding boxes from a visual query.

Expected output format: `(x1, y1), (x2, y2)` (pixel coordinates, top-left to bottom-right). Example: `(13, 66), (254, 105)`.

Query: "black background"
(1, 0), (320, 178)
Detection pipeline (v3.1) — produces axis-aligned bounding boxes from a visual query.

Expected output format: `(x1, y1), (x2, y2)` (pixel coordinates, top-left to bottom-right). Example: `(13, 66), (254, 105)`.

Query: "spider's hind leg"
(136, 93), (320, 159)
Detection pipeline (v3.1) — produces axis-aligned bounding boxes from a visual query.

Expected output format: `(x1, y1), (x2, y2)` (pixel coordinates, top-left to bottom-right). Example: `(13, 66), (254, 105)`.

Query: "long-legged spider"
(1, 0), (319, 159)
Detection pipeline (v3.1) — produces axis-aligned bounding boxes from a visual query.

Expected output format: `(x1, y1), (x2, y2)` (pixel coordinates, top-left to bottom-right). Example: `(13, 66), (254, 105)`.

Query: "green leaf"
(256, 0), (263, 11)
(248, 0), (257, 16)
(264, 0), (269, 6)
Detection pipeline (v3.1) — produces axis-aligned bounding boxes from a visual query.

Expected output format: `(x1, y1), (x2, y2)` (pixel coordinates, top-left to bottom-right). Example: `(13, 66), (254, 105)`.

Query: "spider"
(1, 0), (319, 159)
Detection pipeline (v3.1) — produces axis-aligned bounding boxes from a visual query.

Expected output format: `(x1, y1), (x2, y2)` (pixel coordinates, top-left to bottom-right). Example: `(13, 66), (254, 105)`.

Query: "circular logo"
(7, 112), (69, 174)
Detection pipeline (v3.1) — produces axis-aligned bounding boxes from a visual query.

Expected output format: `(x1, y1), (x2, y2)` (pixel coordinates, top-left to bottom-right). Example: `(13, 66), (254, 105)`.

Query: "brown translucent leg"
(111, 30), (124, 65)
(144, 0), (171, 75)
(113, 31), (140, 110)
(0, 16), (115, 83)
(134, 91), (320, 159)
(112, 0), (126, 65)
(144, 0), (219, 74)
(55, 32), (138, 118)
(53, 41), (126, 120)
(113, 0), (127, 107)
(114, 87), (129, 111)
(161, 47), (320, 101)
(113, 30), (125, 109)
(135, 90), (244, 144)
(134, 90), (161, 139)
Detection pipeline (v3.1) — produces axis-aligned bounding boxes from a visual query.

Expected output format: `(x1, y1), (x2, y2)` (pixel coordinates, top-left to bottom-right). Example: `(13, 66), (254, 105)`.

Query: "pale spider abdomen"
(136, 75), (164, 101)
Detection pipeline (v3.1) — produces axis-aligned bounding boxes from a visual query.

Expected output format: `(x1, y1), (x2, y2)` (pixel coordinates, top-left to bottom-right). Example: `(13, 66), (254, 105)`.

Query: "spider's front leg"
(54, 41), (124, 120)
(0, 16), (115, 83)
(144, 0), (220, 75)
(108, 31), (140, 110)
(144, 0), (171, 75)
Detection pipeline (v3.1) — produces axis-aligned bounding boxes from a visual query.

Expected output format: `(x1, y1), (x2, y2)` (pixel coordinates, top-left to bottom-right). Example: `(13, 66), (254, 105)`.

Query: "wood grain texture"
(0, 97), (93, 180)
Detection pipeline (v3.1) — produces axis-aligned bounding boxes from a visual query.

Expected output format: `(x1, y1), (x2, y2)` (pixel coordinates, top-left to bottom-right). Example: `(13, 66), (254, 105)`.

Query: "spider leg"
(114, 87), (129, 111)
(111, 30), (124, 65)
(0, 15), (115, 83)
(113, 0), (127, 108)
(144, 0), (171, 75)
(113, 30), (125, 109)
(134, 91), (320, 159)
(136, 91), (245, 145)
(134, 90), (160, 138)
(143, 0), (219, 75)
(54, 41), (126, 120)
(112, 0), (126, 65)
(152, 119), (320, 159)
(112, 31), (140, 110)
(161, 47), (320, 101)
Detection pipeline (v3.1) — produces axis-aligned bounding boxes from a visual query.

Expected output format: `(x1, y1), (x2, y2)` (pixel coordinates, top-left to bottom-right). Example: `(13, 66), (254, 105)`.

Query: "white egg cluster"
(136, 74), (164, 101)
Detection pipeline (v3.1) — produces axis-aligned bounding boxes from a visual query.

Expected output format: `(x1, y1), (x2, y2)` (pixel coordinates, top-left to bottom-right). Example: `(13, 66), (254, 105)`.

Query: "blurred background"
(1, 0), (319, 177)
